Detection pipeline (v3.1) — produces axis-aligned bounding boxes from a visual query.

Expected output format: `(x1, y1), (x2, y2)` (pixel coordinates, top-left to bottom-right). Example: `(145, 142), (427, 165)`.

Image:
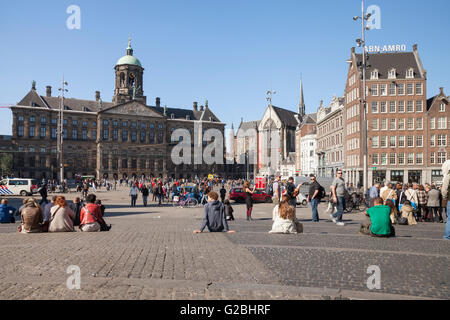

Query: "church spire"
(298, 77), (305, 116)
(126, 33), (133, 56)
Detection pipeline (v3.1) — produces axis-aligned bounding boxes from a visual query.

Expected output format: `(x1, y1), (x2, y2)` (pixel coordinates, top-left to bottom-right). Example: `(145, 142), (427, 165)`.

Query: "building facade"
(295, 113), (317, 176)
(10, 40), (225, 180)
(316, 96), (345, 178)
(300, 132), (318, 176)
(344, 44), (448, 187)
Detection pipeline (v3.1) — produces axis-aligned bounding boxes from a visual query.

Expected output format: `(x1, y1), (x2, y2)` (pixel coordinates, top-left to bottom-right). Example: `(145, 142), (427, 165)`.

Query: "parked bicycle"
(172, 194), (198, 208)
(344, 192), (367, 213)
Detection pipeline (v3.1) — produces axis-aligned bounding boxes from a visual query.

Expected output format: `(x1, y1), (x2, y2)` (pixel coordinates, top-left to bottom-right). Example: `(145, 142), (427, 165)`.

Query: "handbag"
(295, 222), (303, 233)
(83, 205), (111, 231)
(397, 216), (408, 225)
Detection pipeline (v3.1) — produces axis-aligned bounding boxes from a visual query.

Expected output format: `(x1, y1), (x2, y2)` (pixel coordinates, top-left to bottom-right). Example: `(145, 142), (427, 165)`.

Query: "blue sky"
(1, 0), (449, 135)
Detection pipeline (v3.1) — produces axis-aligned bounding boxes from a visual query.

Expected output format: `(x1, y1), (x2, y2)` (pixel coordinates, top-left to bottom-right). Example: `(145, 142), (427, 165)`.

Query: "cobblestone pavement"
(0, 187), (448, 300)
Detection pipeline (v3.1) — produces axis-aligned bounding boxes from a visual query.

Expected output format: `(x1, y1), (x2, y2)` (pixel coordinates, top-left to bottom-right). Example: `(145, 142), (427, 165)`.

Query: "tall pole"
(58, 76), (67, 183)
(361, 0), (368, 195)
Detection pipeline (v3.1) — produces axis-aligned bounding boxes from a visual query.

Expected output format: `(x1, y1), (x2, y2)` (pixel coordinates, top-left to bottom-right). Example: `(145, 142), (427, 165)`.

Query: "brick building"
(316, 96), (345, 178)
(344, 44), (448, 187)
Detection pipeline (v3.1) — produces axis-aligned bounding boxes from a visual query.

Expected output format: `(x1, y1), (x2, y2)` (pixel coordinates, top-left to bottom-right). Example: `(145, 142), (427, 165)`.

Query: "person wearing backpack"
(307, 175), (321, 222)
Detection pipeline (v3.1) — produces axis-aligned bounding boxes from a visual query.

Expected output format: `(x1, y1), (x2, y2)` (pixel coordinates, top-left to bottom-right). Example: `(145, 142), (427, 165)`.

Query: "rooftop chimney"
(156, 97), (161, 108)
(205, 99), (209, 109)
(95, 91), (101, 101)
(413, 44), (418, 52)
(46, 86), (52, 97)
(193, 101), (198, 111)
(200, 105), (204, 111)
(440, 87), (444, 95)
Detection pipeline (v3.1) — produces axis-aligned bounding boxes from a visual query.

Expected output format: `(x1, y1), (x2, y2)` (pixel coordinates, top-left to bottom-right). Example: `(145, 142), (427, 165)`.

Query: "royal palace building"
(10, 39), (225, 180)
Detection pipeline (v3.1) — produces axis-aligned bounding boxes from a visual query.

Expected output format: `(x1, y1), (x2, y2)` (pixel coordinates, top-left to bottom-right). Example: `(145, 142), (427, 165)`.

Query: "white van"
(0, 178), (39, 196)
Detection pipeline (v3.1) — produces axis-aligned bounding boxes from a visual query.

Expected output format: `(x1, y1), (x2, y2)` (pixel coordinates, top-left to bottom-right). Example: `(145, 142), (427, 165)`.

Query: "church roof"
(116, 55), (142, 67)
(271, 105), (301, 127)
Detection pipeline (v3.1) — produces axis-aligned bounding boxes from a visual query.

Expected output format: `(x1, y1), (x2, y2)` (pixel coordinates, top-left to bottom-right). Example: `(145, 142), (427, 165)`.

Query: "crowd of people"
(0, 194), (110, 233)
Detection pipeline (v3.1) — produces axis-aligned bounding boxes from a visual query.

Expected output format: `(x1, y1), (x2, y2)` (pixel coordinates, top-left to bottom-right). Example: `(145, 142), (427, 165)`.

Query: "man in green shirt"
(360, 197), (395, 237)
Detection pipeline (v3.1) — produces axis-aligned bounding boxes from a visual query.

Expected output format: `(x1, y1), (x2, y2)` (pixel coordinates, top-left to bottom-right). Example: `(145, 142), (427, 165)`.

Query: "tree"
(0, 153), (13, 177)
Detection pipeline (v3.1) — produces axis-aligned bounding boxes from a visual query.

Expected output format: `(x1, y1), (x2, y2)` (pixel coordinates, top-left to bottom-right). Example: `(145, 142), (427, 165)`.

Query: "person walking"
(38, 184), (48, 206)
(427, 185), (441, 223)
(308, 175), (321, 222)
(141, 184), (149, 207)
(243, 181), (255, 221)
(368, 183), (381, 208)
(417, 185), (428, 222)
(219, 185), (227, 203)
(272, 175), (282, 205)
(130, 184), (139, 207)
(330, 170), (346, 226)
(441, 160), (450, 240)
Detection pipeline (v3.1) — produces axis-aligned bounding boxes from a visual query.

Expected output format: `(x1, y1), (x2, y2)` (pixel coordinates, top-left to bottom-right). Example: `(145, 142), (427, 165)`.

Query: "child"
(224, 199), (235, 221)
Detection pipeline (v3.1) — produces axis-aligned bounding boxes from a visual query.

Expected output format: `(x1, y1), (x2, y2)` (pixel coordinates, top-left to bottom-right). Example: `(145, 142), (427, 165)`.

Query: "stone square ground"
(0, 187), (448, 300)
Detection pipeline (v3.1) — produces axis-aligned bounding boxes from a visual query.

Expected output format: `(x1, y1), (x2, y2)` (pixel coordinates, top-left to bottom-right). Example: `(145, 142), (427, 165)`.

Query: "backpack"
(317, 184), (326, 199)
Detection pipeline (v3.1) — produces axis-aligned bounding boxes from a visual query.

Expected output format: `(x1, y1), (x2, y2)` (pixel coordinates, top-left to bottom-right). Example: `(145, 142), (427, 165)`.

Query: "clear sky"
(1, 0), (449, 135)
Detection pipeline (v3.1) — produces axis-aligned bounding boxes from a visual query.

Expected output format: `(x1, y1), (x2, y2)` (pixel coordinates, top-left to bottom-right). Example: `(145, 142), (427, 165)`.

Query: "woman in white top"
(48, 196), (75, 232)
(269, 195), (297, 234)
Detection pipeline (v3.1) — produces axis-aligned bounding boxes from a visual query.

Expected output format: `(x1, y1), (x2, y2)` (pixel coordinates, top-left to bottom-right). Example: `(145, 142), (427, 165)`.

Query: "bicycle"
(172, 194), (198, 208)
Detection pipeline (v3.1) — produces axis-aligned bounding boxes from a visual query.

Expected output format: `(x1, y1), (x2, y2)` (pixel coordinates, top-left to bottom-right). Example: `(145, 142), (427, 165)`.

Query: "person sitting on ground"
(381, 183), (398, 204)
(48, 196), (75, 232)
(400, 200), (417, 225)
(224, 199), (235, 221)
(19, 198), (43, 233)
(385, 199), (398, 225)
(43, 196), (57, 225)
(71, 197), (83, 226)
(193, 191), (235, 234)
(359, 197), (395, 237)
(79, 194), (105, 232)
(95, 199), (105, 217)
(269, 195), (297, 234)
(0, 199), (16, 224)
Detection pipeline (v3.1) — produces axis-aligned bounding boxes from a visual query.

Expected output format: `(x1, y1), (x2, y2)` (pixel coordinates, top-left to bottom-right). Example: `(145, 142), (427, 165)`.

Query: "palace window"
(122, 130), (128, 142)
(82, 130), (87, 140)
(40, 117), (46, 124)
(40, 127), (46, 138)
(113, 130), (118, 141)
(18, 125), (24, 137)
(72, 130), (78, 140)
(29, 126), (35, 138)
(72, 120), (78, 126)
(103, 129), (109, 140)
(92, 130), (97, 140)
(51, 128), (57, 139)
(131, 131), (137, 142)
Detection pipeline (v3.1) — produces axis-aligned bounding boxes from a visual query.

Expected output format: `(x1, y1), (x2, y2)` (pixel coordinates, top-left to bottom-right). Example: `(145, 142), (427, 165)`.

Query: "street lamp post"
(353, 0), (371, 195)
(58, 76), (68, 183)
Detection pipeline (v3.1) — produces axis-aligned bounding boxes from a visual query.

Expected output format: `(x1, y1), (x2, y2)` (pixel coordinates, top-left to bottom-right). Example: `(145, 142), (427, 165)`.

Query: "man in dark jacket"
(219, 185), (227, 203)
(39, 184), (48, 205)
(194, 191), (235, 233)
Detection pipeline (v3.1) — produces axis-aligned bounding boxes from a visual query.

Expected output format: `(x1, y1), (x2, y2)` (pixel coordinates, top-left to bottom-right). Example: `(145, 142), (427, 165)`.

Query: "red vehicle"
(228, 188), (273, 203)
